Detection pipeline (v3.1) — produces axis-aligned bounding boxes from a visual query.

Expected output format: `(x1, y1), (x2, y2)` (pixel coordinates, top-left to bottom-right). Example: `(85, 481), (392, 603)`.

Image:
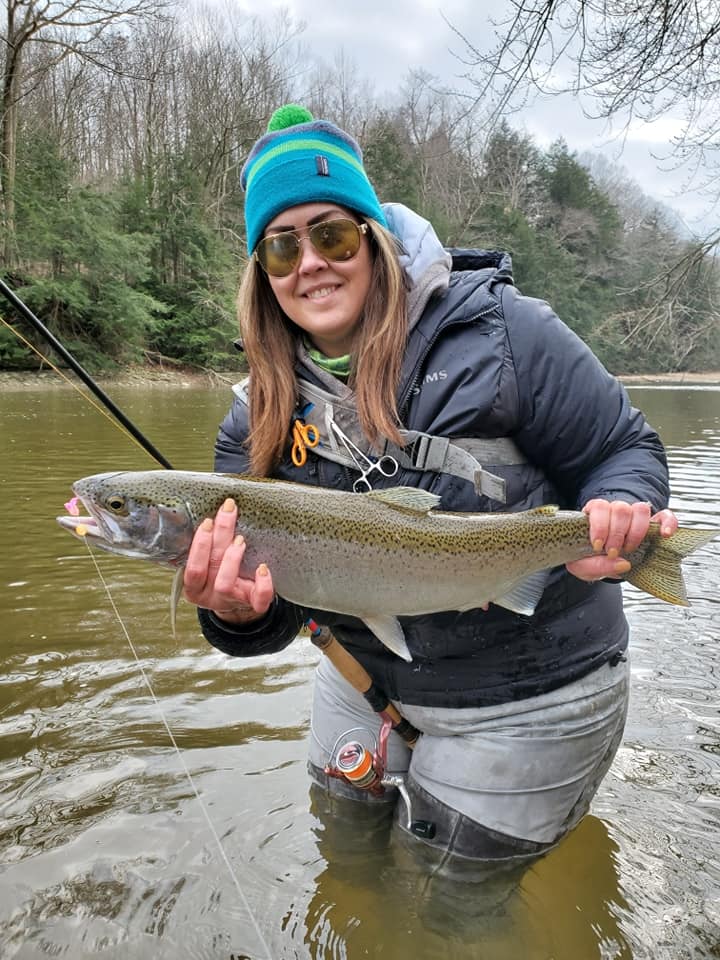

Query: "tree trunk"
(1, 0), (28, 266)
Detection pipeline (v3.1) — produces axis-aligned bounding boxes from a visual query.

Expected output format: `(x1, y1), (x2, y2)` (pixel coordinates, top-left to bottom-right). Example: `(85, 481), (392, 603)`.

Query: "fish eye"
(106, 495), (127, 513)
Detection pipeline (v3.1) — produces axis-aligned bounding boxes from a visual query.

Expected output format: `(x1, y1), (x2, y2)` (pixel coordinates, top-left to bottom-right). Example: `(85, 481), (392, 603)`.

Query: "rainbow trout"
(57, 470), (718, 661)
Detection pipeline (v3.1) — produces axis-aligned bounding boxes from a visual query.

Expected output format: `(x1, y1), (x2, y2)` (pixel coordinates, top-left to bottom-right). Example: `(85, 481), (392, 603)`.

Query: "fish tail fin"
(626, 527), (718, 605)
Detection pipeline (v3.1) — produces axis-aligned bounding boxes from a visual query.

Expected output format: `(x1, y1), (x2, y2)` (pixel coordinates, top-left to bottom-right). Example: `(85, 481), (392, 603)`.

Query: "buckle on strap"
(404, 433), (450, 473)
(392, 430), (508, 502)
(234, 377), (512, 501)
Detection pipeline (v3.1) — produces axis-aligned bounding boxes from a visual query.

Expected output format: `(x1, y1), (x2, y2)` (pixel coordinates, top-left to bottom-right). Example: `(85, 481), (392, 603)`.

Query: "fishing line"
(82, 540), (272, 960)
(0, 315), (166, 465)
(7, 281), (266, 950)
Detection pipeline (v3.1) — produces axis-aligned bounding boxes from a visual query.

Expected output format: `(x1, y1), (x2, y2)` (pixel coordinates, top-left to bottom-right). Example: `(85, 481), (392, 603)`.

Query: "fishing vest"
(232, 376), (527, 504)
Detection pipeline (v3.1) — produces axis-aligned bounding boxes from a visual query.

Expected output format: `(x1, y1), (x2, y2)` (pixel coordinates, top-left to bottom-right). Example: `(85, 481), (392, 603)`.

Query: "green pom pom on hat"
(267, 104), (314, 131)
(240, 103), (386, 254)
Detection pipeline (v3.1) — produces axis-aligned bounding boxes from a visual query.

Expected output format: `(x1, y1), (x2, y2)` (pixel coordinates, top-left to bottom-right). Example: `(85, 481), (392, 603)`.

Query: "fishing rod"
(307, 618), (419, 747)
(0, 277), (174, 469)
(307, 618), (435, 839)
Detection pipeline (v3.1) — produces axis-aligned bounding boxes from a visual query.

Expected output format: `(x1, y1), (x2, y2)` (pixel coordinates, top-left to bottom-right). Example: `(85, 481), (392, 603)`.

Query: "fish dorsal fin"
(366, 486), (441, 516)
(528, 505), (559, 517)
(493, 570), (551, 616)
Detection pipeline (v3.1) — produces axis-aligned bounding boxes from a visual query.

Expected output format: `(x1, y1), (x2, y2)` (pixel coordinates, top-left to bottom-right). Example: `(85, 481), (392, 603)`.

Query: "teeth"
(307, 287), (335, 299)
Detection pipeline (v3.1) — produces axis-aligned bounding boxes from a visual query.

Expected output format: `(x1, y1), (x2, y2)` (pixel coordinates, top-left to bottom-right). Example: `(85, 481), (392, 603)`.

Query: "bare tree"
(1, 0), (170, 263)
(304, 48), (376, 133)
(444, 0), (720, 367)
(449, 0), (720, 212)
(398, 70), (487, 240)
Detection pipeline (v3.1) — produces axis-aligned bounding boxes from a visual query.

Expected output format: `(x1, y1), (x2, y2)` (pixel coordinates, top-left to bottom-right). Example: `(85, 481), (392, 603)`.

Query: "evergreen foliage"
(1, 9), (717, 374)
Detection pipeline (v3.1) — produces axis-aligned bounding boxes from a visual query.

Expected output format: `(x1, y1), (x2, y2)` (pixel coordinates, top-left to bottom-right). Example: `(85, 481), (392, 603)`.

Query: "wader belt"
(232, 377), (527, 503)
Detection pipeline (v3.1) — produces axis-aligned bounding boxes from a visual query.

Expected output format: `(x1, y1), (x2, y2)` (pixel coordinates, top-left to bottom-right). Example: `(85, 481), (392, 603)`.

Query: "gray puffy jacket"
(199, 204), (669, 708)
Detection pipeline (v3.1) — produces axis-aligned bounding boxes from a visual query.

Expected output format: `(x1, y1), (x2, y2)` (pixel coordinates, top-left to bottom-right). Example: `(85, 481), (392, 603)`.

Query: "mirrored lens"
(256, 219), (364, 277)
(308, 220), (361, 262)
(257, 231), (301, 277)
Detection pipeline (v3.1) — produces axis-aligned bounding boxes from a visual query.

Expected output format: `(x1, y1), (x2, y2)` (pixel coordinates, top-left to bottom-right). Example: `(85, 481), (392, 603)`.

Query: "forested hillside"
(1, 3), (718, 374)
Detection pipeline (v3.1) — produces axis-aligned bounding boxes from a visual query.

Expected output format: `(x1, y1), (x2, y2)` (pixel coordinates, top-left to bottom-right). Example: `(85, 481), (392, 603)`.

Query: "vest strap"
(233, 377), (527, 503)
(388, 431), (525, 501)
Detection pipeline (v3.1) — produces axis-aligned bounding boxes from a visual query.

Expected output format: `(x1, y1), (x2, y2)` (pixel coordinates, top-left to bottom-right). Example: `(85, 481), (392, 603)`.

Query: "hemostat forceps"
(328, 419), (399, 492)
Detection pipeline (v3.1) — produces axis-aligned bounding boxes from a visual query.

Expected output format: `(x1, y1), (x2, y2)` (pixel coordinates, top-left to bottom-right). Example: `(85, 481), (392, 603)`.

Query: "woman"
(183, 104), (677, 871)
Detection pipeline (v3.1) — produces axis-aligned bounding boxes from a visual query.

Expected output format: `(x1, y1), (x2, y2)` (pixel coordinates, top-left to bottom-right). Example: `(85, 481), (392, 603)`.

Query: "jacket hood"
(382, 203), (514, 327)
(382, 203), (452, 328)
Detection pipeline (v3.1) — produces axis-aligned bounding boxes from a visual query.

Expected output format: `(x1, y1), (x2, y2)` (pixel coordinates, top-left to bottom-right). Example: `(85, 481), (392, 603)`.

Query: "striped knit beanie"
(240, 104), (387, 254)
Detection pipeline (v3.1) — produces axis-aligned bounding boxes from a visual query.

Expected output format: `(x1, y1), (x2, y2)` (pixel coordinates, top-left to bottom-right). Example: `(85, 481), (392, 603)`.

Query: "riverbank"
(620, 371), (720, 384)
(1, 366), (719, 390)
(0, 366), (247, 390)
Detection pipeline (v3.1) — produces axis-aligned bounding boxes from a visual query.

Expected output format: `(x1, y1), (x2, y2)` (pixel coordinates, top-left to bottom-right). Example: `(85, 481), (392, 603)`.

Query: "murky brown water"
(1, 381), (718, 959)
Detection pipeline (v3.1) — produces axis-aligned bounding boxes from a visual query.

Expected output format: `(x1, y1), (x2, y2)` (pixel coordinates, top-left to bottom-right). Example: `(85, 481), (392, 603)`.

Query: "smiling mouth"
(305, 286), (338, 300)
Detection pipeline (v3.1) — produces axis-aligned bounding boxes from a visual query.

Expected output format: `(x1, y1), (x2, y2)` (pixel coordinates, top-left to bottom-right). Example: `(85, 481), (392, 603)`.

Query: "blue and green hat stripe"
(244, 135), (368, 191)
(241, 114), (387, 255)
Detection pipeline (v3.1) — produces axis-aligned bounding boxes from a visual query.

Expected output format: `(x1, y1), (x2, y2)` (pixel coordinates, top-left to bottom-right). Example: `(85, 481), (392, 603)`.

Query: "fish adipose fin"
(366, 487), (442, 515)
(625, 527), (718, 605)
(491, 569), (551, 616)
(362, 614), (413, 661)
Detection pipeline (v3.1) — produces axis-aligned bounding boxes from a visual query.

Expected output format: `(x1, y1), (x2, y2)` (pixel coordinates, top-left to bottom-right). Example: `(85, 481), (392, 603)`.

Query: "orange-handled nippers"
(291, 419), (320, 467)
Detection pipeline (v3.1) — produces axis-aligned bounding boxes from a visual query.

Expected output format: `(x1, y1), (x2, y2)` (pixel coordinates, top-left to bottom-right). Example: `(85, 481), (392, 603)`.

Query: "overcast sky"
(238, 0), (714, 235)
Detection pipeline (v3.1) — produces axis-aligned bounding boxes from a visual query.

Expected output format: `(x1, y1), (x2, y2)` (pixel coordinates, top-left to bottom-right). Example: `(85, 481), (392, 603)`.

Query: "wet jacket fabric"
(198, 203), (670, 708)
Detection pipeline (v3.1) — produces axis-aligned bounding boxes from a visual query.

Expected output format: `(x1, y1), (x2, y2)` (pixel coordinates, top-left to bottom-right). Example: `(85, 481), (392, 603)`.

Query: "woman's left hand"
(566, 499), (679, 582)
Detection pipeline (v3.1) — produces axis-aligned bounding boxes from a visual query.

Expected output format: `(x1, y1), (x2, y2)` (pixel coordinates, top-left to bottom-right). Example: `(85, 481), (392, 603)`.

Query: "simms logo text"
(411, 370), (447, 395)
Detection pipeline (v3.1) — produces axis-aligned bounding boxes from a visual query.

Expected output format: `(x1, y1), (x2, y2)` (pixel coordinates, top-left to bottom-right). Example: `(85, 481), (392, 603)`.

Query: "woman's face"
(261, 202), (373, 358)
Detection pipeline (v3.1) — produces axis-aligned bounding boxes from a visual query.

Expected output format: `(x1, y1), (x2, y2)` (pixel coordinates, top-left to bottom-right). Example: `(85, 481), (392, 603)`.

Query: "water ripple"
(1, 384), (719, 959)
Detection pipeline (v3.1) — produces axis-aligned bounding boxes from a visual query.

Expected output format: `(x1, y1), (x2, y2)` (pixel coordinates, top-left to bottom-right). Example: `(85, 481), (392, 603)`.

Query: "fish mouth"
(55, 511), (156, 561)
(57, 512), (103, 541)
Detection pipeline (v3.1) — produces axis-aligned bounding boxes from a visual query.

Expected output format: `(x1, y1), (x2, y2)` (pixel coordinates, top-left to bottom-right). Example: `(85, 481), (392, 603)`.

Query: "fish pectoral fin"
(366, 486), (441, 515)
(170, 566), (185, 638)
(492, 569), (551, 616)
(361, 615), (413, 661)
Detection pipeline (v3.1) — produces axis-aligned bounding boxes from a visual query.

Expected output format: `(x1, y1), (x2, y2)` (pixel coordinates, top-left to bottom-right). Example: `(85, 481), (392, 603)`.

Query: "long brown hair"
(238, 219), (408, 476)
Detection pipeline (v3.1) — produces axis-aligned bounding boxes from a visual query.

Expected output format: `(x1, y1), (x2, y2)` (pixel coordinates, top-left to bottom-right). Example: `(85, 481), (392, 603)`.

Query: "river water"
(0, 380), (718, 959)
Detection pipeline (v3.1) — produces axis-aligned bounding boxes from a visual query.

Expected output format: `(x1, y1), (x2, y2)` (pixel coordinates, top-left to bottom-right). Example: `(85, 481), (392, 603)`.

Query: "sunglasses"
(255, 218), (368, 277)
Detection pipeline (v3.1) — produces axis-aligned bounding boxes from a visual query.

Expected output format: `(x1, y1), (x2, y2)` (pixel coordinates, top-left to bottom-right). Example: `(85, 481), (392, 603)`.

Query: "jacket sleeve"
(197, 599), (306, 657)
(195, 390), (307, 657)
(214, 394), (253, 473)
(502, 286), (670, 511)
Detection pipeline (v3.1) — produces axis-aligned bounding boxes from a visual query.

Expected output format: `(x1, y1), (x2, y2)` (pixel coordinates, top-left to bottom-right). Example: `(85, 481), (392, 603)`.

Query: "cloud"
(239, 0), (714, 232)
(277, 0), (477, 86)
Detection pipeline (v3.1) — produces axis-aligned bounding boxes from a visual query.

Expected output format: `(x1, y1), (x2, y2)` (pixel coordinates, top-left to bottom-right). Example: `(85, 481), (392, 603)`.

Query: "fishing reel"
(325, 722), (436, 840)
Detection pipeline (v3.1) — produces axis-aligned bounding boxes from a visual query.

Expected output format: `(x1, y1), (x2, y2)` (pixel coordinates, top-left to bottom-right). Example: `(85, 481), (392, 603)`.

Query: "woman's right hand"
(183, 497), (275, 624)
